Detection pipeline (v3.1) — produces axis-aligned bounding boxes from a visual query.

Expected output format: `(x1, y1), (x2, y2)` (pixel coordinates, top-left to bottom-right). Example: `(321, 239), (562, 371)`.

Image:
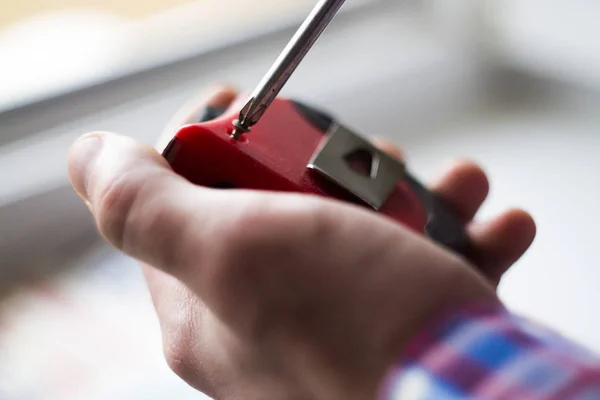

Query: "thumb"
(67, 131), (210, 274)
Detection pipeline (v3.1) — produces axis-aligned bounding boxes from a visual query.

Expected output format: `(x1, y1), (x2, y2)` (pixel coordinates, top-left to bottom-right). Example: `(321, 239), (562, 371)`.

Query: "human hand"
(67, 86), (536, 399)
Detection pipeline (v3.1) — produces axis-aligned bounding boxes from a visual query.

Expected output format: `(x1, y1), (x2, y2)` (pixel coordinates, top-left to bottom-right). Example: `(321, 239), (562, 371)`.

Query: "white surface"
(481, 0), (600, 90)
(426, 0), (600, 90)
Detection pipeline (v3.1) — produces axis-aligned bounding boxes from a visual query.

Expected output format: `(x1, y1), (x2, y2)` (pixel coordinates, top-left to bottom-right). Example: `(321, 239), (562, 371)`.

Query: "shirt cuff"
(378, 302), (600, 399)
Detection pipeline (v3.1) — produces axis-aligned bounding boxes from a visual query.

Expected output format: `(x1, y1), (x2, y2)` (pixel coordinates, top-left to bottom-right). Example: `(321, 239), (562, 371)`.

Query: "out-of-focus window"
(0, 0), (348, 111)
(2, 0), (197, 29)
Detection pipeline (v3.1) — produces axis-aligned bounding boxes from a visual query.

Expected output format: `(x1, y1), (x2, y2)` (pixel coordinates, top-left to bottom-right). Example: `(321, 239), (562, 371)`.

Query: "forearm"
(379, 303), (600, 399)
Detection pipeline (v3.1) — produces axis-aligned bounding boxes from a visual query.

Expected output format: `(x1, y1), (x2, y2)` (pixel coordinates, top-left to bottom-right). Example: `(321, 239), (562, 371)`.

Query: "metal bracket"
(307, 124), (405, 210)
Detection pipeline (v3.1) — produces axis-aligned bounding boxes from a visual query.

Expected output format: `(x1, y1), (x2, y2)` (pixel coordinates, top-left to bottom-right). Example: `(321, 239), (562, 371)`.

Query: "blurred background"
(1, 0), (599, 398)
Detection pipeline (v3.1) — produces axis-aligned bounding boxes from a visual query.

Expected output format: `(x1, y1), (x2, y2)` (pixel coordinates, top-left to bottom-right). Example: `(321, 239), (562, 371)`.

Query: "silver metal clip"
(307, 125), (405, 210)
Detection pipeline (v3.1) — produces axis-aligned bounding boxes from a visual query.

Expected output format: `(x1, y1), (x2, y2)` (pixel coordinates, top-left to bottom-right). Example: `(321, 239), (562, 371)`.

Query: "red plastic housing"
(163, 97), (428, 235)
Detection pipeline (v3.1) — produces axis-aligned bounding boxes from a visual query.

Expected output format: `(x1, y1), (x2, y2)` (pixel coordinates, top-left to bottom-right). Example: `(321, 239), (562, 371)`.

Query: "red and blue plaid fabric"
(379, 304), (600, 399)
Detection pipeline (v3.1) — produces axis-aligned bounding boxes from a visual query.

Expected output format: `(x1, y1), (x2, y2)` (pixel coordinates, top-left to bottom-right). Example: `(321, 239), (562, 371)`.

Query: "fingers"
(371, 137), (535, 282)
(429, 161), (490, 223)
(372, 138), (489, 223)
(468, 209), (536, 286)
(67, 131), (210, 275)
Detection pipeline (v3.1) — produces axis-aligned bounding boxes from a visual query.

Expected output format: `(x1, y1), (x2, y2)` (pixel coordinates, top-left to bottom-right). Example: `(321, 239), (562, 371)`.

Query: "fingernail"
(467, 220), (489, 237)
(84, 199), (94, 213)
(68, 133), (104, 202)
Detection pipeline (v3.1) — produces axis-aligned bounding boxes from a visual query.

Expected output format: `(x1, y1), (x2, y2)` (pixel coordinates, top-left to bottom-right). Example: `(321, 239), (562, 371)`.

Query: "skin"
(67, 86), (536, 400)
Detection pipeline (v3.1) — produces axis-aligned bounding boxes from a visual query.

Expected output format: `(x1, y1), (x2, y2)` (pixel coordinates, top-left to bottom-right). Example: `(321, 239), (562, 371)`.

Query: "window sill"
(0, 0), (380, 113)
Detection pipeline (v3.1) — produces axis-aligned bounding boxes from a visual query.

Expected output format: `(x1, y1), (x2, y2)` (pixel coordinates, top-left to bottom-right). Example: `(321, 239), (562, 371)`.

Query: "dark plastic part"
(162, 137), (180, 163)
(208, 182), (236, 189)
(404, 173), (471, 256)
(290, 100), (335, 133)
(198, 106), (228, 123)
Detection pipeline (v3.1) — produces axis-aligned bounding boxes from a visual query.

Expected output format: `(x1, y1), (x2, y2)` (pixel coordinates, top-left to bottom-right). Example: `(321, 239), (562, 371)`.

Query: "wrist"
(378, 301), (507, 399)
(364, 258), (503, 399)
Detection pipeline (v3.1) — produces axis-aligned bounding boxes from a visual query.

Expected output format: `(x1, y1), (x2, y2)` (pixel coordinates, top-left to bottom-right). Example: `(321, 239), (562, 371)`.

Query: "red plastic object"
(163, 97), (428, 235)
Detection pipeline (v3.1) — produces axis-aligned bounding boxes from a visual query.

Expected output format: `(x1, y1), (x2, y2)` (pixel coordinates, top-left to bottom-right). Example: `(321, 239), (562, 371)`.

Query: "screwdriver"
(231, 0), (347, 139)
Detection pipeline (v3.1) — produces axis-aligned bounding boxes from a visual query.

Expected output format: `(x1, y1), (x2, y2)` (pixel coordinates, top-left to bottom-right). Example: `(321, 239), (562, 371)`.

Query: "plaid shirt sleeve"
(378, 303), (600, 400)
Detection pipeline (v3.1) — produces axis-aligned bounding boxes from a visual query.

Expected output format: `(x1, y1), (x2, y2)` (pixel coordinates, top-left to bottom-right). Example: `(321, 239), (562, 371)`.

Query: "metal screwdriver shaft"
(231, 0), (347, 139)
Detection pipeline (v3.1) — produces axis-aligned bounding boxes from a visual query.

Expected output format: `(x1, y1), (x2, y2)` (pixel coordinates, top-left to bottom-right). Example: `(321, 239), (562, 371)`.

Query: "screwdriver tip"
(230, 97), (256, 140)
(231, 118), (250, 140)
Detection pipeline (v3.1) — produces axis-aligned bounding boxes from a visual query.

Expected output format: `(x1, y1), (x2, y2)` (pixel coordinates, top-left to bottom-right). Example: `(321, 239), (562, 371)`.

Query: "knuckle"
(161, 294), (206, 388)
(93, 170), (184, 268)
(237, 195), (333, 251)
(218, 195), (334, 275)
(94, 170), (142, 250)
(163, 328), (199, 384)
(208, 195), (339, 337)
